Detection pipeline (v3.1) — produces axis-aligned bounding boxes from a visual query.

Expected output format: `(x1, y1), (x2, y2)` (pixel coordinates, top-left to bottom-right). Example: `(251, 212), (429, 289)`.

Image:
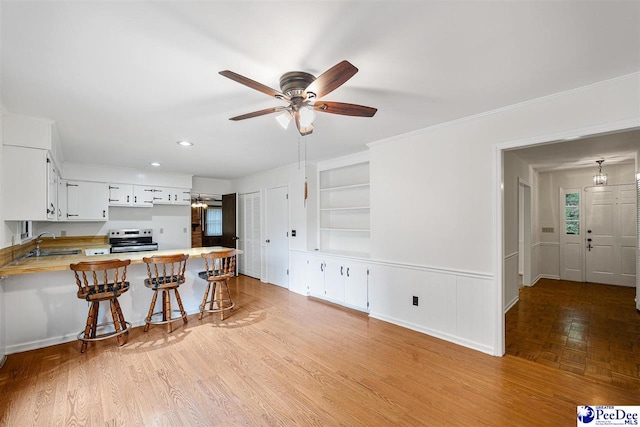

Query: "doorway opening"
(499, 126), (640, 391)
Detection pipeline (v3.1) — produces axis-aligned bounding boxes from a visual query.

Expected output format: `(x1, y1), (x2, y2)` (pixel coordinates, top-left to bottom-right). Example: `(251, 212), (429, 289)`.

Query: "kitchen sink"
(25, 249), (82, 258)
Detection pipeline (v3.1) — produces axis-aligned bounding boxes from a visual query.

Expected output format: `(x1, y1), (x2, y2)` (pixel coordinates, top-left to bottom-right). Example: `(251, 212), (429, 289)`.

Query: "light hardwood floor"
(1, 275), (637, 426)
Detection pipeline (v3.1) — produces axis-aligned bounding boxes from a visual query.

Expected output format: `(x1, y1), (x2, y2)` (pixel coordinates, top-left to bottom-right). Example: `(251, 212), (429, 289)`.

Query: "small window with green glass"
(565, 192), (579, 235)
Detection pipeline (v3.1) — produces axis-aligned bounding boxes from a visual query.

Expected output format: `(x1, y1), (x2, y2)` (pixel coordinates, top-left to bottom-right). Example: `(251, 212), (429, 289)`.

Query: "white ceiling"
(512, 129), (640, 172)
(2, 1), (639, 179)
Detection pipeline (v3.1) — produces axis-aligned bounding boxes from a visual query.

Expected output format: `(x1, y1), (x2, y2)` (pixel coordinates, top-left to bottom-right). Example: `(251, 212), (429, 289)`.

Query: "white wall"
(503, 151), (535, 310)
(192, 176), (232, 196)
(0, 105), (6, 364)
(368, 72), (640, 355)
(231, 162), (316, 254)
(63, 162), (192, 188)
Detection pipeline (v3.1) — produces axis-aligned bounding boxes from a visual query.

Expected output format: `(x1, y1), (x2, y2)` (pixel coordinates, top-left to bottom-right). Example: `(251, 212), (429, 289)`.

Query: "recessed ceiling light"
(177, 140), (193, 147)
(150, 162), (161, 167)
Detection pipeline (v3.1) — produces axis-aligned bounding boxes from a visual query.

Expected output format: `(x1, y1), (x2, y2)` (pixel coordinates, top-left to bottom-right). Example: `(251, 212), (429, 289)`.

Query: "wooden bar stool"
(198, 249), (236, 320)
(70, 259), (132, 353)
(143, 253), (189, 333)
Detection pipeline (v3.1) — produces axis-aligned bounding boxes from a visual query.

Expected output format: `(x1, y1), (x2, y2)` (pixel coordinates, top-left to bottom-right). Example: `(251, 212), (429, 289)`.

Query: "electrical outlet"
(61, 230), (67, 237)
(183, 227), (187, 233)
(413, 296), (419, 306)
(160, 228), (164, 234)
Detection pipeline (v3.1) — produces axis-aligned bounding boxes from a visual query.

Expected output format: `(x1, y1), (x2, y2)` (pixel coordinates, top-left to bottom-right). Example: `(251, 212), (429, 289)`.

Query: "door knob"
(266, 239), (270, 243)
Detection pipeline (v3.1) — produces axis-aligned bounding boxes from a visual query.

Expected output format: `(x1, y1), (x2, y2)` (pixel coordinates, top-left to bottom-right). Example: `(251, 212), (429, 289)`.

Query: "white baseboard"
(369, 311), (495, 356)
(5, 308), (203, 355)
(504, 296), (519, 313)
(0, 354), (6, 369)
(531, 274), (559, 286)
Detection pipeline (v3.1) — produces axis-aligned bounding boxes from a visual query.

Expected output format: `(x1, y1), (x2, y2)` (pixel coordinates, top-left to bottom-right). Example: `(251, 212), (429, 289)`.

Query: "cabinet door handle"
(102, 210), (106, 218)
(67, 214), (78, 217)
(127, 195), (130, 203)
(346, 268), (350, 277)
(66, 183), (78, 187)
(109, 198), (119, 202)
(134, 196), (137, 203)
(109, 185), (119, 190)
(340, 266), (344, 275)
(320, 263), (324, 272)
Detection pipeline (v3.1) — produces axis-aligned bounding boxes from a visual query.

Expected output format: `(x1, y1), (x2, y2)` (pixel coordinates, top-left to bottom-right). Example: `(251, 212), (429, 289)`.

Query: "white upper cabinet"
(153, 187), (191, 205)
(46, 157), (59, 220)
(133, 186), (156, 207)
(108, 184), (134, 206)
(2, 146), (58, 221)
(58, 179), (68, 221)
(66, 181), (108, 221)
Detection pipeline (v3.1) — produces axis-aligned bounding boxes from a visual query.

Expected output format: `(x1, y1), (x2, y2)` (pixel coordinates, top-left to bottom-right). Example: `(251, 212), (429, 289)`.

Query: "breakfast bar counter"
(0, 246), (238, 275)
(0, 246), (242, 354)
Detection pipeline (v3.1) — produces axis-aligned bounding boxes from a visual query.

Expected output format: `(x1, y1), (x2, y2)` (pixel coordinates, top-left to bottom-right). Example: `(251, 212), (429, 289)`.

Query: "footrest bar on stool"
(146, 310), (188, 325)
(77, 321), (132, 342)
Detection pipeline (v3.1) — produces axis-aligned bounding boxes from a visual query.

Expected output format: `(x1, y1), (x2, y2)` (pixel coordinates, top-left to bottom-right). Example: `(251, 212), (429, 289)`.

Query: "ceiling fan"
(219, 60), (377, 136)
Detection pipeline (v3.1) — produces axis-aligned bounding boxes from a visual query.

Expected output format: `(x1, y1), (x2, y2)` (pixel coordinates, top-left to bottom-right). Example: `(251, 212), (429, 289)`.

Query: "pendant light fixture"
(191, 195), (208, 209)
(593, 160), (607, 186)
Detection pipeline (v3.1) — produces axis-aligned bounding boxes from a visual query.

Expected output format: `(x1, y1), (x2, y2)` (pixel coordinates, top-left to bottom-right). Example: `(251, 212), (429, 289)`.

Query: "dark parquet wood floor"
(506, 278), (640, 391)
(1, 275), (638, 425)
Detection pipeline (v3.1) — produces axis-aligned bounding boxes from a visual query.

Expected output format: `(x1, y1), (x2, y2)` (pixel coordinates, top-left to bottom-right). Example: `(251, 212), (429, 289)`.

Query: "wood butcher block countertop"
(0, 247), (241, 276)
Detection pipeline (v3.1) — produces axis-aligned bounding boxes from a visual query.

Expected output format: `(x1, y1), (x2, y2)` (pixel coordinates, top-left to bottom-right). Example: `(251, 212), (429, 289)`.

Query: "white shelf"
(319, 183), (370, 192)
(318, 159), (370, 255)
(320, 206), (370, 211)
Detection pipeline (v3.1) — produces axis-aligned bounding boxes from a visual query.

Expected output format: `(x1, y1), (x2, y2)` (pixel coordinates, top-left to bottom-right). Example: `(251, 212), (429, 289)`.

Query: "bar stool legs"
(144, 287), (188, 333)
(78, 297), (131, 353)
(198, 280), (234, 320)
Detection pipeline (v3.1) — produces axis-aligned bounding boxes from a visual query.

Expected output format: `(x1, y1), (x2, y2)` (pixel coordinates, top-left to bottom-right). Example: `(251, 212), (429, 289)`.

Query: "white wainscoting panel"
(368, 262), (495, 355)
(503, 252), (519, 312)
(538, 242), (560, 281)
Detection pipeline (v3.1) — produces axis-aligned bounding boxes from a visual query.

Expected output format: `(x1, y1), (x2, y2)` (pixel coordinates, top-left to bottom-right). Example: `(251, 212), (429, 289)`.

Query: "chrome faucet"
(34, 232), (56, 256)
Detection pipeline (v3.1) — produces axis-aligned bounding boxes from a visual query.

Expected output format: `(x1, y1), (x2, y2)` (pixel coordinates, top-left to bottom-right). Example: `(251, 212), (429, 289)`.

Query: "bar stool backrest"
(143, 253), (189, 289)
(201, 249), (236, 281)
(70, 259), (132, 301)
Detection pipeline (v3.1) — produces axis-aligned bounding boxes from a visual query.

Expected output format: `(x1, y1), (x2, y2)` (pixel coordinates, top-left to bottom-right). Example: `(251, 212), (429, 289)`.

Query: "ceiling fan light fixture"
(593, 160), (607, 186)
(275, 110), (293, 129)
(298, 106), (315, 128)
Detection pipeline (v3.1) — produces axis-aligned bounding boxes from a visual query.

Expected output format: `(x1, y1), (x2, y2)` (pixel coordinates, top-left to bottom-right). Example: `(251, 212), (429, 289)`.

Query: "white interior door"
(265, 186), (289, 288)
(560, 188), (583, 282)
(238, 192), (261, 279)
(585, 184), (636, 286)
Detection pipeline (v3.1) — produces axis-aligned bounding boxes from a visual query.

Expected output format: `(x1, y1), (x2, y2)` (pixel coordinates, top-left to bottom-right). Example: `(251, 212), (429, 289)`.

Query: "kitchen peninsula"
(0, 246), (242, 354)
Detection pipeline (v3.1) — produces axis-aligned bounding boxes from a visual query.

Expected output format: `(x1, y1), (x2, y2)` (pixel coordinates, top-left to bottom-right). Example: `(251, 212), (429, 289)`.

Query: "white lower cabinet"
(304, 252), (369, 312)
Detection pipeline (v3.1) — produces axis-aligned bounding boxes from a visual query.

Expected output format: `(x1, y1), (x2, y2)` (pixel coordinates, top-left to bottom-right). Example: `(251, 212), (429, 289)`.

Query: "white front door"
(560, 188), (583, 282)
(265, 186), (289, 288)
(585, 184), (636, 286)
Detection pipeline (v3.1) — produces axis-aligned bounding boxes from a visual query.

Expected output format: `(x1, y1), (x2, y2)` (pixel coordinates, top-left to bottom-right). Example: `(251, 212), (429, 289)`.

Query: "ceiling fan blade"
(229, 106), (287, 121)
(294, 111), (314, 136)
(219, 70), (290, 101)
(304, 60), (358, 99)
(313, 101), (377, 117)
